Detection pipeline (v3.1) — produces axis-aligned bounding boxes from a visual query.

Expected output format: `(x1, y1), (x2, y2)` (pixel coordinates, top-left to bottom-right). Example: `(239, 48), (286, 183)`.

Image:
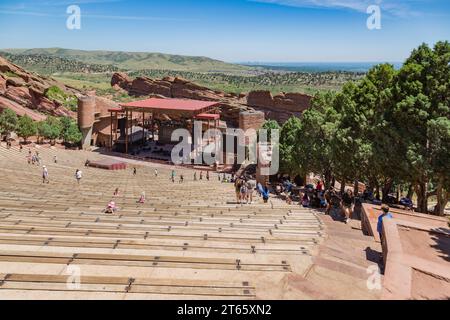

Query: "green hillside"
(0, 51), (119, 75)
(1, 48), (363, 96)
(2, 48), (255, 74)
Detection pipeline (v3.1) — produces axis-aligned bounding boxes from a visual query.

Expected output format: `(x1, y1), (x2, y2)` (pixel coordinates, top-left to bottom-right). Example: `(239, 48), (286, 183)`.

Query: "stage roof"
(120, 98), (218, 114)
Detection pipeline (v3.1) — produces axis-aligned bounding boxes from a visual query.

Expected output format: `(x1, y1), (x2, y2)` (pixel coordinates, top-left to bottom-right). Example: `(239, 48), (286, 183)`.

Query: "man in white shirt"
(75, 169), (82, 184)
(42, 166), (49, 184)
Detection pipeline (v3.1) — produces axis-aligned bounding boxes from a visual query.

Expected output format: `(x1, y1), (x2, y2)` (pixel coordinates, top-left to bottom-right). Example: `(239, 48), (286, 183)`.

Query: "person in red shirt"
(316, 180), (324, 192)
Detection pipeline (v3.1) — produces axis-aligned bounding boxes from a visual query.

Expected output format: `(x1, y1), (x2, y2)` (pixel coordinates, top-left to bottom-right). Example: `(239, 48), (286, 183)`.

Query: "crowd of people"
(253, 178), (364, 224)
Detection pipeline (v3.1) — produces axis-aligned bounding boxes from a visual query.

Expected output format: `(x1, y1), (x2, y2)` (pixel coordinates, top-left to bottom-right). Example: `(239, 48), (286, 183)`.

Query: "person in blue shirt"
(377, 204), (393, 240)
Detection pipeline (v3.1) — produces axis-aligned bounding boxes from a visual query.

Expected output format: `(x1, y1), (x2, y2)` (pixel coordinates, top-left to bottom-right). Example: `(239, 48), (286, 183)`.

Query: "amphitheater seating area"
(0, 143), (326, 299)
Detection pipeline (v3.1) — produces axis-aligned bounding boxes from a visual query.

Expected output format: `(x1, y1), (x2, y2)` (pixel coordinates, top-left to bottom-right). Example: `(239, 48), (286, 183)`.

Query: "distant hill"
(244, 62), (402, 73)
(2, 48), (255, 74)
(0, 51), (120, 75)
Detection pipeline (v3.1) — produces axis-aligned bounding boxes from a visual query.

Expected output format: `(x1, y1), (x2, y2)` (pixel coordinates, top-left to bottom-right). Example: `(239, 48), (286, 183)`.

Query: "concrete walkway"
(282, 213), (383, 300)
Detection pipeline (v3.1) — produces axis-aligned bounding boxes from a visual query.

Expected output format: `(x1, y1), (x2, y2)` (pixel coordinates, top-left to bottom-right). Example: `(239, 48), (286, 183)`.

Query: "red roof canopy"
(120, 98), (218, 113)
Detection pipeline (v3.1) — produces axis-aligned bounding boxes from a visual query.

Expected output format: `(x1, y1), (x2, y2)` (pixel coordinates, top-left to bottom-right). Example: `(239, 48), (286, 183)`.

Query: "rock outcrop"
(112, 73), (312, 125)
(111, 72), (132, 91)
(0, 74), (6, 94)
(248, 91), (312, 123)
(0, 55), (78, 120)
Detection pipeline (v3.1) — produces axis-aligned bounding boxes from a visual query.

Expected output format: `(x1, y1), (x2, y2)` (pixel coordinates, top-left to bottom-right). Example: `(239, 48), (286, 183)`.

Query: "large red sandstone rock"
(130, 77), (172, 97)
(0, 75), (5, 94)
(5, 86), (33, 108)
(247, 91), (312, 122)
(6, 77), (26, 87)
(0, 56), (22, 74)
(0, 55), (80, 120)
(0, 96), (46, 121)
(274, 92), (311, 113)
(110, 72), (312, 125)
(247, 90), (274, 108)
(111, 72), (132, 90)
(94, 96), (121, 118)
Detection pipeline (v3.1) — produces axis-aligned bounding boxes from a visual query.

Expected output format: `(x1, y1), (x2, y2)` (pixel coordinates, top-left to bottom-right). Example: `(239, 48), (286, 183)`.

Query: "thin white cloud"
(40, 0), (124, 5)
(250, 0), (422, 17)
(0, 9), (52, 17)
(0, 9), (194, 22)
(84, 14), (195, 22)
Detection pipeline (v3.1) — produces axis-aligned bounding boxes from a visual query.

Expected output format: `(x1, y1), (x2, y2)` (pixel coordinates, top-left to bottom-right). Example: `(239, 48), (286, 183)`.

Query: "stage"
(88, 158), (128, 170)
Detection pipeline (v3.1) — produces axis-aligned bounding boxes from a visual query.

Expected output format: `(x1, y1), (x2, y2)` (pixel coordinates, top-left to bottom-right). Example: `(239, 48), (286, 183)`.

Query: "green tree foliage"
(295, 91), (338, 188)
(261, 120), (280, 142)
(59, 117), (73, 141)
(395, 41), (450, 214)
(0, 109), (19, 137)
(17, 115), (37, 142)
(282, 41), (449, 215)
(38, 117), (62, 145)
(61, 118), (82, 145)
(279, 117), (302, 176)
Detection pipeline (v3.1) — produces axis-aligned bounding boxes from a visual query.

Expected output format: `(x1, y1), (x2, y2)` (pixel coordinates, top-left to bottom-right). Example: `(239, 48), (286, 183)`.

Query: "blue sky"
(0, 0), (449, 62)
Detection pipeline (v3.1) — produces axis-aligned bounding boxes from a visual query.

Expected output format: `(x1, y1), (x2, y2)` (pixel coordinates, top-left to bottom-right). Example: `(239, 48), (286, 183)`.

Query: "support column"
(142, 111), (145, 147)
(130, 110), (133, 152)
(125, 110), (129, 154)
(151, 113), (154, 141)
(110, 111), (113, 151)
(115, 113), (118, 144)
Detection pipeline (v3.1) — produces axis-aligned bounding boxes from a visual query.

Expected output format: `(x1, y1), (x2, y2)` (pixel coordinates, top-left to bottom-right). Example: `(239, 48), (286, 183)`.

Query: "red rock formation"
(93, 96), (121, 118)
(111, 72), (132, 90)
(247, 90), (312, 123)
(111, 72), (312, 125)
(130, 77), (172, 97)
(274, 92), (311, 113)
(247, 91), (275, 109)
(0, 74), (6, 94)
(0, 96), (46, 121)
(5, 86), (33, 108)
(0, 55), (78, 120)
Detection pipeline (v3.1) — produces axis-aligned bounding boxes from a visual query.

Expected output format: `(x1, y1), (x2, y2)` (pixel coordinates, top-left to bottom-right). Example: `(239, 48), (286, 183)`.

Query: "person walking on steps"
(75, 169), (82, 184)
(42, 165), (49, 184)
(342, 189), (354, 224)
(240, 182), (248, 204)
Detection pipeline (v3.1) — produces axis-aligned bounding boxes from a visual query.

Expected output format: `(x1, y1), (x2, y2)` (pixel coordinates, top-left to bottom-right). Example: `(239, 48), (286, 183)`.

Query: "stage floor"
(88, 159), (128, 170)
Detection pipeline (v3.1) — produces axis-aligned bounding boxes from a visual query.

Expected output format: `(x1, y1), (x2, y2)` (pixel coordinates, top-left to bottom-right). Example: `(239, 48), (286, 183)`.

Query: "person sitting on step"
(104, 201), (117, 214)
(138, 191), (146, 204)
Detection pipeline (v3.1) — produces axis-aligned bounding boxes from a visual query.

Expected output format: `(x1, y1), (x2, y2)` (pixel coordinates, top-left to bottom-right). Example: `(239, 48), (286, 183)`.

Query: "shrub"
(0, 109), (19, 137)
(17, 115), (37, 142)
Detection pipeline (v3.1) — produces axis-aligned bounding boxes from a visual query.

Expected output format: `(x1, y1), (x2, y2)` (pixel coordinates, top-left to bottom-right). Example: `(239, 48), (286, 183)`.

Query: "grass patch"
(44, 85), (78, 112)
(2, 70), (19, 78)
